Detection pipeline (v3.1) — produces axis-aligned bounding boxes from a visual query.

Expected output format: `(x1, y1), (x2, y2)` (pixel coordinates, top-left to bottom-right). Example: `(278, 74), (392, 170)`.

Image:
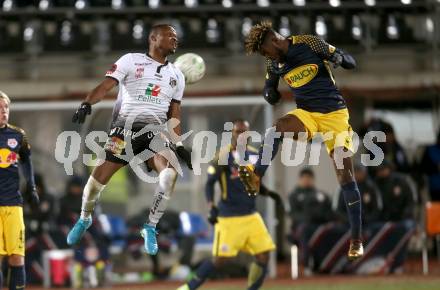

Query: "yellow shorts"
(287, 108), (353, 153)
(0, 206), (25, 256)
(212, 212), (275, 257)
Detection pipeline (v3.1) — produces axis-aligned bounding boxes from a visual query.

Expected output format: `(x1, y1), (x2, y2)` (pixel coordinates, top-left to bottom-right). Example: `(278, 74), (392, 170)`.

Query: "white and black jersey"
(106, 53), (185, 127)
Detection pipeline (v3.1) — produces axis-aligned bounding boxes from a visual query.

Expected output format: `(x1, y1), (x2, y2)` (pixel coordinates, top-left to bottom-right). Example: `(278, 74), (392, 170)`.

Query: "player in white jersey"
(66, 24), (192, 256)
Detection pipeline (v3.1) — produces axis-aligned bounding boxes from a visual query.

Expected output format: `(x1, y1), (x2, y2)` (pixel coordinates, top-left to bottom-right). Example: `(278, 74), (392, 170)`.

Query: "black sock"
(9, 265), (25, 290)
(187, 259), (215, 290)
(247, 261), (268, 290)
(255, 127), (281, 177)
(341, 181), (362, 240)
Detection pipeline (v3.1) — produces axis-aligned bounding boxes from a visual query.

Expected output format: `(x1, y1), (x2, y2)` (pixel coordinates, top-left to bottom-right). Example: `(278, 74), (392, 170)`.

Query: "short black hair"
(299, 167), (314, 178)
(149, 24), (175, 38)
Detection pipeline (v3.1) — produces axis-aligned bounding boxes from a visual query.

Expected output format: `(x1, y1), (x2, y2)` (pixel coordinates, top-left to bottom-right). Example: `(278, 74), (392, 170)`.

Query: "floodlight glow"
(2, 0), (14, 11)
(242, 18), (252, 37)
(293, 0), (305, 7)
(75, 0), (87, 10)
(132, 20), (144, 40)
(329, 0), (340, 8)
(39, 0), (50, 10)
(112, 0), (124, 9)
(185, 0), (198, 8)
(257, 0), (270, 7)
(206, 18), (220, 43)
(222, 0), (233, 8)
(23, 26), (34, 42)
(148, 0), (160, 9)
(426, 17), (434, 33)
(60, 21), (72, 45)
(386, 16), (399, 40)
(352, 15), (362, 40)
(279, 16), (291, 37)
(315, 16), (327, 38)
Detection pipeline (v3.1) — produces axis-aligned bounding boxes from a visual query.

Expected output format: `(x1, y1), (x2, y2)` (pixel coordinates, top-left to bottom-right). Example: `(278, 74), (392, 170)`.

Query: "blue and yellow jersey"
(206, 145), (259, 217)
(0, 124), (31, 206)
(265, 35), (346, 113)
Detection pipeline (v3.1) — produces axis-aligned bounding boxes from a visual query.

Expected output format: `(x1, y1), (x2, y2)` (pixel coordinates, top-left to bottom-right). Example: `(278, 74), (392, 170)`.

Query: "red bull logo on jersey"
(135, 67), (144, 79)
(0, 148), (18, 168)
(283, 64), (318, 88)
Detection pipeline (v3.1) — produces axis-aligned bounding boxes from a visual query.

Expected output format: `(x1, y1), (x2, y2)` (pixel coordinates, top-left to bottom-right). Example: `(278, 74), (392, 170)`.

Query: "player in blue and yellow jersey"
(241, 21), (363, 260)
(0, 91), (39, 290)
(177, 120), (275, 290)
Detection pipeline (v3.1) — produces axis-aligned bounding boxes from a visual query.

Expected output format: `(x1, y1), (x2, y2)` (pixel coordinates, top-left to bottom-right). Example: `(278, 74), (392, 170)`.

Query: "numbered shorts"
(213, 212), (275, 257)
(287, 108), (354, 153)
(104, 126), (170, 165)
(0, 206), (25, 256)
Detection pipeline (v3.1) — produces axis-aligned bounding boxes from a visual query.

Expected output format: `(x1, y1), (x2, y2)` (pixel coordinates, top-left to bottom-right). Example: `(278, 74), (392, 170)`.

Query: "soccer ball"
(174, 53), (206, 84)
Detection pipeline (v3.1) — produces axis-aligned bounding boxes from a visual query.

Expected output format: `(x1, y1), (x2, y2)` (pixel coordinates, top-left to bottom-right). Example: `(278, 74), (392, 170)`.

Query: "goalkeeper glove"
(72, 102), (92, 124)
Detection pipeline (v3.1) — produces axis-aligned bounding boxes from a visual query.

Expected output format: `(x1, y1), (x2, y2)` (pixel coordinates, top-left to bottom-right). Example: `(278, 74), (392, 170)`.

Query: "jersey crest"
(7, 138), (18, 149)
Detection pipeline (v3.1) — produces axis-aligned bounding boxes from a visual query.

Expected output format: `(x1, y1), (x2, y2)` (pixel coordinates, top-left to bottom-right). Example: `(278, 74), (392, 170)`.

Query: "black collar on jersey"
(146, 53), (169, 73)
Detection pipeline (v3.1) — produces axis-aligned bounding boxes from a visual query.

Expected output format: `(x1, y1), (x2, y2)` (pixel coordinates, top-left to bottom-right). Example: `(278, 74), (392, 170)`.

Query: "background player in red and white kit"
(0, 91), (40, 290)
(66, 24), (192, 256)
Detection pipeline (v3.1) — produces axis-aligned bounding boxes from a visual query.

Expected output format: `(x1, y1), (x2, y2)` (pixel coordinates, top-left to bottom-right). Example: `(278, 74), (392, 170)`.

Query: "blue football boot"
(67, 217), (92, 245)
(140, 224), (158, 255)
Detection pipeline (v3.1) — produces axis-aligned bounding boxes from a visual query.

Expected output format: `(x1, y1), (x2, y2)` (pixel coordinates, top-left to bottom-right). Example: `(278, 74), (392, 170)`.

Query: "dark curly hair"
(244, 21), (273, 55)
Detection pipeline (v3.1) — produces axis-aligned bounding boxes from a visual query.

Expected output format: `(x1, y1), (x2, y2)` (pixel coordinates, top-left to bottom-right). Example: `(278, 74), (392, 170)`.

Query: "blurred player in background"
(66, 24), (192, 256)
(0, 91), (39, 290)
(242, 21), (363, 259)
(178, 119), (275, 290)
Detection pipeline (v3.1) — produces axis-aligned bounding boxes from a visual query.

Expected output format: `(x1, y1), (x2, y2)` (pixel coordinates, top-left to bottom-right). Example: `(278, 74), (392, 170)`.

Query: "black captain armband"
(263, 87), (281, 105)
(330, 48), (356, 70)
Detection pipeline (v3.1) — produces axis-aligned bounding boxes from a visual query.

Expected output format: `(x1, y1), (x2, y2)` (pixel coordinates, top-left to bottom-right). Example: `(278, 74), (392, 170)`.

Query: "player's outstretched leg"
(239, 126), (281, 195)
(8, 256), (26, 290)
(239, 115), (306, 195)
(247, 252), (269, 290)
(67, 176), (106, 245)
(141, 167), (177, 255)
(333, 155), (363, 260)
(177, 259), (216, 290)
(67, 217), (93, 246)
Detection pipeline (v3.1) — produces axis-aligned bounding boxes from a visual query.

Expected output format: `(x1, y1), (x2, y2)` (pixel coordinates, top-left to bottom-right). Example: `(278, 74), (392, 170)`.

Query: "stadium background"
(1, 0), (440, 289)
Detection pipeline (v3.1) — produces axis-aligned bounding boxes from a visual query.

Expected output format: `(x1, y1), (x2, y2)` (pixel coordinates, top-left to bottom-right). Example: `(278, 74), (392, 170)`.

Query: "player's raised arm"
(72, 78), (118, 124)
(72, 53), (131, 124)
(294, 34), (356, 70)
(84, 77), (118, 106)
(263, 58), (282, 105)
